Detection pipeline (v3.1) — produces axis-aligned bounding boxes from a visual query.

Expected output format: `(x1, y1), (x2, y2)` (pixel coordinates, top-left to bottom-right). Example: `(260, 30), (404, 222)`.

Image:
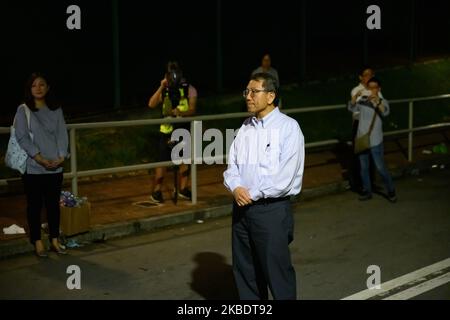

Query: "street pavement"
(0, 167), (449, 300)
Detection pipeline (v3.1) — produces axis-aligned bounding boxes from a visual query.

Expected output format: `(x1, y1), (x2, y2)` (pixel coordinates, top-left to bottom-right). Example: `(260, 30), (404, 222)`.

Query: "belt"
(252, 196), (290, 205)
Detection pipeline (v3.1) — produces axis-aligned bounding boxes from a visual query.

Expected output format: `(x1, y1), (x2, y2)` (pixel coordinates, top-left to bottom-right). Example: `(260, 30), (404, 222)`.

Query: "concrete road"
(0, 167), (449, 300)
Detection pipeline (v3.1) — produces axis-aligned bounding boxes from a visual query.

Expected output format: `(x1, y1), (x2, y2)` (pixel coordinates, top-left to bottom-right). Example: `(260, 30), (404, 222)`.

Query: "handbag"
(5, 105), (32, 174)
(354, 108), (378, 154)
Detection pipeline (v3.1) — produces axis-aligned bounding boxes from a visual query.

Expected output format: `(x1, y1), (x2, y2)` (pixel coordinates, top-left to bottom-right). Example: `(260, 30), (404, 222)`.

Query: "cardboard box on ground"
(60, 201), (91, 236)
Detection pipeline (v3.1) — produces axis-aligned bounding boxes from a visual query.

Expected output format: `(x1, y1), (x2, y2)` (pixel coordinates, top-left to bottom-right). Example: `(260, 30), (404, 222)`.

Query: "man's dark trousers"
(232, 198), (296, 300)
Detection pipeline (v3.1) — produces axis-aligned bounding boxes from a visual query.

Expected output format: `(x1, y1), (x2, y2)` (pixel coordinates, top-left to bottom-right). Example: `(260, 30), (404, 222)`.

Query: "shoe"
(150, 190), (164, 203)
(34, 241), (48, 258)
(35, 250), (48, 258)
(178, 188), (192, 200)
(50, 244), (68, 255)
(387, 191), (397, 203)
(358, 193), (373, 201)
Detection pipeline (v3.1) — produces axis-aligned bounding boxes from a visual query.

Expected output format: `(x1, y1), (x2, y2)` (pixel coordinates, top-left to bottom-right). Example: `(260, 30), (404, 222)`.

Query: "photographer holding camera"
(148, 61), (197, 203)
(348, 67), (383, 193)
(348, 77), (397, 203)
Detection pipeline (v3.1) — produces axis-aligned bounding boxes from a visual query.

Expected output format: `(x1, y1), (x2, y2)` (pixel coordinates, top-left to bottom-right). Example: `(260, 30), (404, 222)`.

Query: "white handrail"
(1, 93), (449, 204)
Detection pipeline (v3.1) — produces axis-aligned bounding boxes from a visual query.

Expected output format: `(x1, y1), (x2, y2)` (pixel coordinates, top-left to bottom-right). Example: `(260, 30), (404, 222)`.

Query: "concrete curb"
(1, 155), (449, 260)
(0, 181), (347, 260)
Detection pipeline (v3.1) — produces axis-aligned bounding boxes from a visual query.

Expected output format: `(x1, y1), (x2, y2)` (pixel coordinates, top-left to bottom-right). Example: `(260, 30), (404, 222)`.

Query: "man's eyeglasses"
(242, 88), (271, 98)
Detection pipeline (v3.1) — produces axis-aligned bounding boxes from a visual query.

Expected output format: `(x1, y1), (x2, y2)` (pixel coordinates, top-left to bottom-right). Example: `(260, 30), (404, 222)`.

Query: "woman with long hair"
(14, 72), (69, 257)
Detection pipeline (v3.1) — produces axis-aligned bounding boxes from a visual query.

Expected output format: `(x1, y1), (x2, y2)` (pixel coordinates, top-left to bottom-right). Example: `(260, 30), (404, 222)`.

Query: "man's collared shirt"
(223, 107), (304, 201)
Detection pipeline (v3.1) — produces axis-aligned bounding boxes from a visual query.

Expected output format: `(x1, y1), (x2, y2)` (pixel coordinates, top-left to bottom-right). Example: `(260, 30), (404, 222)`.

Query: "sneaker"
(150, 190), (164, 203)
(358, 193), (373, 201)
(178, 188), (192, 200)
(387, 191), (397, 203)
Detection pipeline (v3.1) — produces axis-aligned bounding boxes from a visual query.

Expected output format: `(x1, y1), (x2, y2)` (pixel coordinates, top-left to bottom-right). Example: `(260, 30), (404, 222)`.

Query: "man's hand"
(160, 78), (168, 89)
(49, 157), (65, 168)
(375, 99), (385, 113)
(351, 90), (364, 105)
(369, 94), (380, 106)
(233, 186), (253, 207)
(355, 89), (364, 98)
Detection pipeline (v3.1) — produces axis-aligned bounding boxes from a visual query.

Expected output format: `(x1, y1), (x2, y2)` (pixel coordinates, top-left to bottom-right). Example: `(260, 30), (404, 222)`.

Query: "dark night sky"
(3, 0), (450, 121)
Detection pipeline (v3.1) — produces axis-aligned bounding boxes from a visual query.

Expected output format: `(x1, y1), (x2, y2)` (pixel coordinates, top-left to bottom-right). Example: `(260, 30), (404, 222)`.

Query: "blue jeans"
(359, 143), (395, 194)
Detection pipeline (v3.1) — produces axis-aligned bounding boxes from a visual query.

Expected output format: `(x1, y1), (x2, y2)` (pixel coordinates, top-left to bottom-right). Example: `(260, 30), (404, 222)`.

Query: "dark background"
(3, 0), (450, 122)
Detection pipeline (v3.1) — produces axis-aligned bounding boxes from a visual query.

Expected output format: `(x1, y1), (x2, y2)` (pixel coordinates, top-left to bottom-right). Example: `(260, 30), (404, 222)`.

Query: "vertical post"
(408, 101), (414, 162)
(70, 128), (78, 196)
(112, 0), (121, 108)
(363, 29), (368, 66)
(190, 121), (200, 205)
(300, 0), (306, 82)
(216, 0), (223, 93)
(409, 0), (416, 66)
(363, 0), (369, 66)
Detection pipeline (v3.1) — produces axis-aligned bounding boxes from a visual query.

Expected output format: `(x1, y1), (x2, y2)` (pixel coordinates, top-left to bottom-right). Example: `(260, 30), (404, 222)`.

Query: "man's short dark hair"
(367, 77), (381, 87)
(359, 66), (373, 76)
(251, 72), (278, 93)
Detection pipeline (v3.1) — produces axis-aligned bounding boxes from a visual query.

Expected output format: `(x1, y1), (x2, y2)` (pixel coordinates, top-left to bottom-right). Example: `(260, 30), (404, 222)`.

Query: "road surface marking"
(342, 257), (450, 300)
(382, 272), (450, 300)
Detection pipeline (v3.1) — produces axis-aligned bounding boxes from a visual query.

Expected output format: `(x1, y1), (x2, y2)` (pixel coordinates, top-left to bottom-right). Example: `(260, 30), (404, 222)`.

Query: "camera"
(168, 70), (181, 87)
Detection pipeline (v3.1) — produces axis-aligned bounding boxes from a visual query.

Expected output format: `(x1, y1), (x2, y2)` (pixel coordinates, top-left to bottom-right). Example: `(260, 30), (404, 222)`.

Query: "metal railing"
(1, 94), (449, 205)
